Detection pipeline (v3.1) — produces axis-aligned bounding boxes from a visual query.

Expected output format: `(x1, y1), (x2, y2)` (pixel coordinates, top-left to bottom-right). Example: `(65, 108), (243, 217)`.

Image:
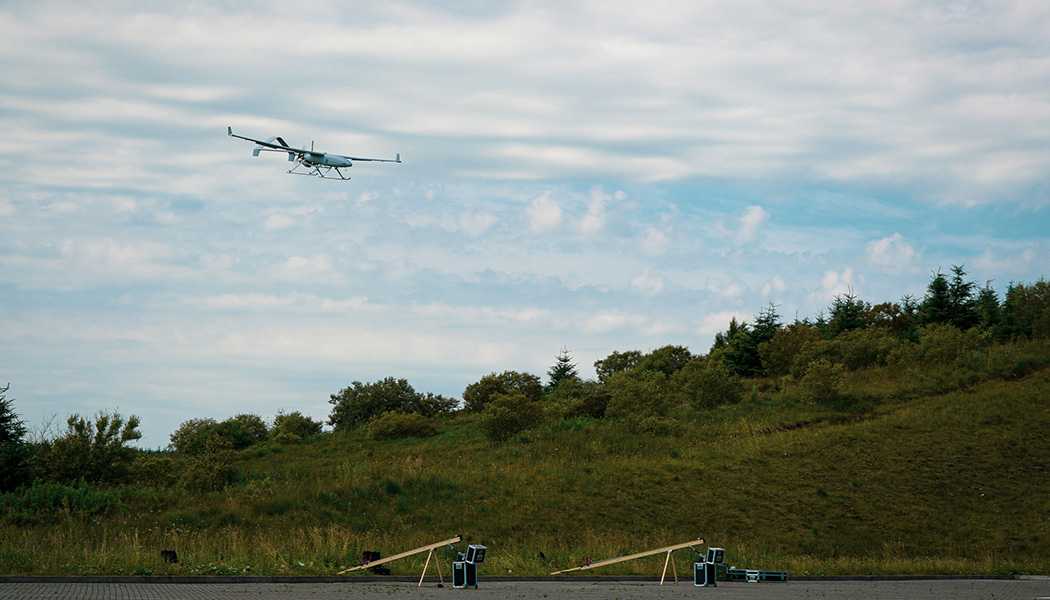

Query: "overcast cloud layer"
(2, 1), (1049, 446)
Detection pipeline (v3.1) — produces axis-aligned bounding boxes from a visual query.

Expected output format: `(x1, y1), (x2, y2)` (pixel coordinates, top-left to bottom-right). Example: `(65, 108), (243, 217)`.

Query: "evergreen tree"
(547, 348), (579, 391)
(976, 283), (1000, 331)
(920, 270), (952, 325)
(0, 383), (31, 492)
(826, 291), (869, 336)
(946, 265), (979, 329)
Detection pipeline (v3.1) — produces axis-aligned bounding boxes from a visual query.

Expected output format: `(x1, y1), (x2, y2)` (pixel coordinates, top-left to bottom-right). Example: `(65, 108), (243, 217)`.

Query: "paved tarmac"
(1, 580), (1049, 600)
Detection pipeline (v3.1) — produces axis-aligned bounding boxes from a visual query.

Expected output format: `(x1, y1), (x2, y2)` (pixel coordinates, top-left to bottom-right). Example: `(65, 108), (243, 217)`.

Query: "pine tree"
(547, 349), (579, 391)
(976, 283), (1000, 331)
(0, 384), (31, 492)
(921, 270), (952, 325)
(946, 265), (979, 329)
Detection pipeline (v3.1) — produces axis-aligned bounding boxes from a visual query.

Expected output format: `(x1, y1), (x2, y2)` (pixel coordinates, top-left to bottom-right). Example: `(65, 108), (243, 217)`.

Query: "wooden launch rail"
(550, 537), (704, 585)
(338, 535), (462, 587)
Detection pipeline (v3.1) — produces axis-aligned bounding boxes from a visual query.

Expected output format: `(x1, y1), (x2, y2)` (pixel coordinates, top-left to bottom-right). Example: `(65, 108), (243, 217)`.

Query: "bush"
(905, 323), (989, 369)
(272, 411), (323, 439)
(480, 392), (542, 442)
(217, 414), (268, 450)
(169, 418), (221, 454)
(545, 378), (610, 418)
(272, 432), (302, 445)
(594, 350), (642, 383)
(328, 378), (457, 429)
(369, 412), (439, 440)
(178, 437), (238, 492)
(0, 482), (125, 521)
(798, 359), (846, 406)
(759, 324), (822, 376)
(129, 454), (180, 487)
(605, 370), (670, 419)
(463, 371), (543, 412)
(635, 345), (694, 377)
(34, 411), (141, 485)
(672, 360), (744, 412)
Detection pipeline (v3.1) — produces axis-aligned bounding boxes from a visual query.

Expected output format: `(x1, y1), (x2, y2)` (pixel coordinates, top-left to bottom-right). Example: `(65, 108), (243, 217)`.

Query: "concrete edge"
(0, 575), (1026, 584)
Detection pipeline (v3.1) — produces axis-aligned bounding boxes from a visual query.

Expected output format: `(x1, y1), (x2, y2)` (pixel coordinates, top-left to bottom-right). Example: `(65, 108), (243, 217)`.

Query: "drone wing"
(227, 126), (308, 155)
(339, 152), (402, 163)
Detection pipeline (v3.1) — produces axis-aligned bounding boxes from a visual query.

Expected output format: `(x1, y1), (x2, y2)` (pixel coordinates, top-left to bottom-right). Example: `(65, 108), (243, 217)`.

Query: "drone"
(228, 126), (401, 180)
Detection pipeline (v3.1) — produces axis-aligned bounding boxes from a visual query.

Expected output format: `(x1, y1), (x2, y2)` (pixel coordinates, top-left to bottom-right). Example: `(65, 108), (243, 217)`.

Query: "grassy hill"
(2, 357), (1048, 577)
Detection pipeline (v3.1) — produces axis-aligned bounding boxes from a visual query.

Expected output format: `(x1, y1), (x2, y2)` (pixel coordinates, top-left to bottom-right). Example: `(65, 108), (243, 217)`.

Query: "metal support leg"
(418, 549), (433, 587)
(671, 555), (678, 583)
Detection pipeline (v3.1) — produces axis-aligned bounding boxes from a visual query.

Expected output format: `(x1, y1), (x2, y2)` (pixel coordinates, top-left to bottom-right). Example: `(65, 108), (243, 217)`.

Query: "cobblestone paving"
(1, 580), (1048, 600)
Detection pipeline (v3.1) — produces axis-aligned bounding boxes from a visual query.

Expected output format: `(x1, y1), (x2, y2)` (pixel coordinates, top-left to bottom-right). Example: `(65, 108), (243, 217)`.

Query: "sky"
(2, 1), (1049, 447)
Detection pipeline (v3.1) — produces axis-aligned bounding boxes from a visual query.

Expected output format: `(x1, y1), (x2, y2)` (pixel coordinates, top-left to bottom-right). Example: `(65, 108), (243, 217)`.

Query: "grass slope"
(2, 367), (1048, 577)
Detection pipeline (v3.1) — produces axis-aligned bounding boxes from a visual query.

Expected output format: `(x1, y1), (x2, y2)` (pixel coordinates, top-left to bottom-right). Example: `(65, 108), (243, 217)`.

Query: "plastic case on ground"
(693, 561), (716, 587)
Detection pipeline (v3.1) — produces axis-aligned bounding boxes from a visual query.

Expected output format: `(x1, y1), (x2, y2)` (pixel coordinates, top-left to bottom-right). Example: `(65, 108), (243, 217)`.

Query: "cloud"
(867, 233), (918, 271)
(526, 191), (562, 232)
(272, 255), (337, 281)
(818, 267), (857, 301)
(630, 270), (664, 296)
(264, 214), (296, 230)
(698, 311), (751, 336)
(458, 212), (497, 236)
(761, 276), (786, 297)
(579, 187), (612, 235)
(640, 227), (670, 255)
(736, 205), (769, 243)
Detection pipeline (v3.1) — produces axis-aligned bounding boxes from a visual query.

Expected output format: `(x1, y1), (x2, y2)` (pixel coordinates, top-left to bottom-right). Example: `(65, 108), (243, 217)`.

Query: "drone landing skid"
(288, 162), (351, 181)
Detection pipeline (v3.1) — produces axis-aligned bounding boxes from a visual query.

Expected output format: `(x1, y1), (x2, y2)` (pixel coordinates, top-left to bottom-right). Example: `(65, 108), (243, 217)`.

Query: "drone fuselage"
(303, 153), (352, 168)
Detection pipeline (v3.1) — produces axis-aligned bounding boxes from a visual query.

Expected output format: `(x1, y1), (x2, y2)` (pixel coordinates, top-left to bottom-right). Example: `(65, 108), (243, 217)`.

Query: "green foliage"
(635, 344), (694, 376)
(672, 360), (744, 411)
(921, 266), (979, 329)
(826, 292), (870, 336)
(368, 412), (438, 440)
(797, 359), (846, 406)
(605, 369), (670, 419)
(759, 323), (822, 376)
(625, 415), (680, 436)
(0, 482), (125, 521)
(792, 328), (904, 376)
(217, 414), (268, 450)
(328, 377), (456, 429)
(0, 384), (30, 492)
(545, 378), (610, 418)
(480, 392), (542, 442)
(272, 411), (322, 439)
(903, 323), (989, 370)
(462, 370), (542, 412)
(546, 349), (579, 391)
(169, 418), (220, 454)
(999, 280), (1050, 340)
(34, 411), (141, 485)
(129, 454), (180, 488)
(179, 436), (238, 492)
(594, 350), (642, 383)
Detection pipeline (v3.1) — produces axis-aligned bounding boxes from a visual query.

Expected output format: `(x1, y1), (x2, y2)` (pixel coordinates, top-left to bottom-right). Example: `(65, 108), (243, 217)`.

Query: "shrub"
(480, 392), (542, 442)
(545, 378), (610, 418)
(329, 378), (457, 429)
(798, 359), (846, 406)
(0, 482), (125, 520)
(463, 371), (543, 412)
(129, 454), (180, 487)
(605, 370), (670, 419)
(34, 411), (141, 485)
(272, 411), (323, 439)
(217, 414), (268, 450)
(906, 323), (989, 369)
(635, 345), (694, 377)
(178, 437), (238, 492)
(272, 431), (302, 445)
(169, 418), (221, 454)
(759, 324), (822, 376)
(369, 412), (439, 440)
(672, 360), (744, 412)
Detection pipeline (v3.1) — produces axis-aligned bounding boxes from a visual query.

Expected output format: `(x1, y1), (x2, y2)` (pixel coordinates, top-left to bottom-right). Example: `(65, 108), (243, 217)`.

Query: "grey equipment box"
(693, 561), (716, 587)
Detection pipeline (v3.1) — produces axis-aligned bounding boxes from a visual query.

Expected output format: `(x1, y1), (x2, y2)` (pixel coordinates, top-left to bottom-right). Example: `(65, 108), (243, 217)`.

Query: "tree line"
(1, 266), (1048, 493)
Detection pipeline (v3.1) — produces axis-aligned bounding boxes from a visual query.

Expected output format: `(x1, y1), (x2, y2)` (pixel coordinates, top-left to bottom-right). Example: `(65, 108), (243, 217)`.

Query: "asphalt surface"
(1, 580), (1048, 600)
